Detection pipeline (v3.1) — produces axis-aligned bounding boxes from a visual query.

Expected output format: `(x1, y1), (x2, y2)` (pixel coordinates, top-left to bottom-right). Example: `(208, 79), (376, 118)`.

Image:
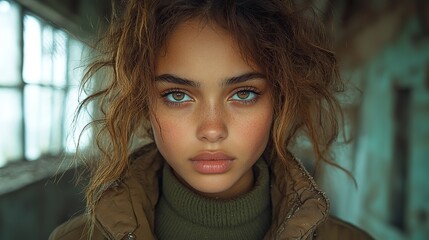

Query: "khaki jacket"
(50, 143), (373, 240)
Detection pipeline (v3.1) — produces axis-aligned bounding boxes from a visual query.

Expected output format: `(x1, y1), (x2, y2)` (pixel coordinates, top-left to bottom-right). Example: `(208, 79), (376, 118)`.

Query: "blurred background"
(0, 0), (428, 239)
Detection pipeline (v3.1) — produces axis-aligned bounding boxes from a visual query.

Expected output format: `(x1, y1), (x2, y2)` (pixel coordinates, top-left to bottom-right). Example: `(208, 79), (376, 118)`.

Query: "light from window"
(0, 89), (23, 165)
(0, 1), (91, 167)
(0, 0), (20, 86)
(65, 37), (92, 154)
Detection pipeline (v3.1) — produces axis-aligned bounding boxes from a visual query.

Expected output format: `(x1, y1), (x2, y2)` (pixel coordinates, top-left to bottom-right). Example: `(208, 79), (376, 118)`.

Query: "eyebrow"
(155, 72), (265, 88)
(155, 74), (200, 87)
(222, 72), (266, 87)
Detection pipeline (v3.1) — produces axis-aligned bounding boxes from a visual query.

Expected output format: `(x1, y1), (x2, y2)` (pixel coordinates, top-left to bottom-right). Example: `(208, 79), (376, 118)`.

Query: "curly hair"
(77, 0), (344, 229)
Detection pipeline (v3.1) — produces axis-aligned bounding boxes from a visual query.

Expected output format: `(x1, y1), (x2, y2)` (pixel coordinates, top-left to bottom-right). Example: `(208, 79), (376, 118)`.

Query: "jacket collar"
(94, 144), (163, 240)
(94, 143), (329, 240)
(264, 151), (329, 239)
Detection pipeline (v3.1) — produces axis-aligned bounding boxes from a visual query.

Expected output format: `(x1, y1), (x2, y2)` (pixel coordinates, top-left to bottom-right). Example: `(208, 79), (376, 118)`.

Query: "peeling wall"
(318, 2), (429, 239)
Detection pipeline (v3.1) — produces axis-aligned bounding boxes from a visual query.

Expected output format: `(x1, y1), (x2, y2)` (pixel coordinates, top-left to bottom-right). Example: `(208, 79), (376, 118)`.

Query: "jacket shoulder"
(49, 215), (105, 240)
(316, 215), (374, 240)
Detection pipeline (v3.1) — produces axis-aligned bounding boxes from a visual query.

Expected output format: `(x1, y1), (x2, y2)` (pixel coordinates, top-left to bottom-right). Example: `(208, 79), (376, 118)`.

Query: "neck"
(155, 158), (272, 240)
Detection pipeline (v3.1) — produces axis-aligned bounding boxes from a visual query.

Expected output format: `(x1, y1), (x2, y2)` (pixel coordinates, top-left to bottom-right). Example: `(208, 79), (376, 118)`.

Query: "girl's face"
(151, 20), (273, 199)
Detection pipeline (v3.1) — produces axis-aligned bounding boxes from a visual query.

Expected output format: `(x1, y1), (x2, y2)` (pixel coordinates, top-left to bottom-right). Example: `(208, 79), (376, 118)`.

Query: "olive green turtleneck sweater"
(155, 159), (271, 240)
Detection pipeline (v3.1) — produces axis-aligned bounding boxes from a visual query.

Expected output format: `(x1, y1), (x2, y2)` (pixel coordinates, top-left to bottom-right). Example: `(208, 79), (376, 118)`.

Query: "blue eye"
(163, 91), (192, 103)
(230, 90), (259, 102)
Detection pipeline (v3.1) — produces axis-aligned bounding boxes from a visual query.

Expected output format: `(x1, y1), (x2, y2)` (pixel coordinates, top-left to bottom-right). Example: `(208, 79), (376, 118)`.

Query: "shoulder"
(49, 215), (105, 240)
(128, 142), (164, 184)
(50, 143), (160, 240)
(315, 215), (374, 240)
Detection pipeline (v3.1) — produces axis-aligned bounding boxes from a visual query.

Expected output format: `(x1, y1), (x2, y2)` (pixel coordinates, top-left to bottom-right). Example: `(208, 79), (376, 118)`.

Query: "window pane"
(23, 15), (68, 87)
(0, 89), (23, 167)
(23, 15), (42, 84)
(64, 86), (92, 153)
(65, 39), (91, 153)
(24, 86), (65, 160)
(41, 25), (54, 85)
(0, 1), (20, 86)
(52, 30), (67, 86)
(68, 37), (85, 85)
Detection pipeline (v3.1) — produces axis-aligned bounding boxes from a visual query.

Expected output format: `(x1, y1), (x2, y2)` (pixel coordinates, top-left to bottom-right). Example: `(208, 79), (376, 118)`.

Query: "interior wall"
(317, 1), (429, 239)
(0, 169), (85, 240)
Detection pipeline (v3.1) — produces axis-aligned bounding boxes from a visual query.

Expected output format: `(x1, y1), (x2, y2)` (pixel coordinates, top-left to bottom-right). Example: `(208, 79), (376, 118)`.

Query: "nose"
(196, 104), (228, 143)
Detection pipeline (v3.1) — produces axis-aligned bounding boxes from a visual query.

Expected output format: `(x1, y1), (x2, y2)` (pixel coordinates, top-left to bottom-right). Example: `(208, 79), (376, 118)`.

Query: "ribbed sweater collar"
(157, 158), (271, 232)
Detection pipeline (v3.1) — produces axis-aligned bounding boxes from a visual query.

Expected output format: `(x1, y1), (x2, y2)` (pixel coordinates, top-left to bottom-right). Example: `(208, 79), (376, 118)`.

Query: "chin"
(187, 176), (237, 197)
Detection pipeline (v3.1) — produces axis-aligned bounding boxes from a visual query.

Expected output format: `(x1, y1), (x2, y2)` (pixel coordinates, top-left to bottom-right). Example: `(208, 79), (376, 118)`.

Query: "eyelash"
(160, 87), (261, 107)
(160, 88), (192, 107)
(230, 87), (261, 105)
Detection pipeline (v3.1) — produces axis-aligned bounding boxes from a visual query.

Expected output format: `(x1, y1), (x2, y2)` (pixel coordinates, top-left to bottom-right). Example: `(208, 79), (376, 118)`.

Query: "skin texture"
(150, 20), (273, 199)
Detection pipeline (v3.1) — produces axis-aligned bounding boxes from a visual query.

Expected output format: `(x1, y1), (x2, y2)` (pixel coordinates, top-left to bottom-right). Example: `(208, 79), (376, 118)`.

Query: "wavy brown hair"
(77, 0), (345, 227)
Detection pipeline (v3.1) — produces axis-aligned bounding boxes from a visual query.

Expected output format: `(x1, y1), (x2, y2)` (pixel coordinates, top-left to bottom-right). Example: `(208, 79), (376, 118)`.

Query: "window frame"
(0, 0), (92, 193)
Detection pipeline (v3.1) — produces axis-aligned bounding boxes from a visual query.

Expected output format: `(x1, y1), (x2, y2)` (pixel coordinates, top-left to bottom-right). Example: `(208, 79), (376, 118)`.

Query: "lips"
(191, 152), (235, 161)
(190, 152), (235, 174)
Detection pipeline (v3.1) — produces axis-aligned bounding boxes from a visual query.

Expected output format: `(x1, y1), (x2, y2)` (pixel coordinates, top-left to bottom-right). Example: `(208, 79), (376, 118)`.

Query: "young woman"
(51, 0), (373, 239)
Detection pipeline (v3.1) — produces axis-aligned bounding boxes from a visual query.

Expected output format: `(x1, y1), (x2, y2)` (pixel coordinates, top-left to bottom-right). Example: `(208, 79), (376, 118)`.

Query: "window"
(0, 0), (90, 167)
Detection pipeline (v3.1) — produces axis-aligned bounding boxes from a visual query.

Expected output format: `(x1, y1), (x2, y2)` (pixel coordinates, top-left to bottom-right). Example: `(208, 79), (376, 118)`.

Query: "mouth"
(191, 152), (235, 161)
(190, 152), (235, 174)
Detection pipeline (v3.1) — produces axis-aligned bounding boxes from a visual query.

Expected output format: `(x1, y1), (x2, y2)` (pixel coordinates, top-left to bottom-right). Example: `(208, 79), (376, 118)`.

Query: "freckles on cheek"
(238, 113), (272, 149)
(152, 117), (185, 146)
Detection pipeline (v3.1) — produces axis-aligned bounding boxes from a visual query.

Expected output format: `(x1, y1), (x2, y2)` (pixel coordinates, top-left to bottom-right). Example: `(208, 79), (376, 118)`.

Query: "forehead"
(155, 20), (259, 80)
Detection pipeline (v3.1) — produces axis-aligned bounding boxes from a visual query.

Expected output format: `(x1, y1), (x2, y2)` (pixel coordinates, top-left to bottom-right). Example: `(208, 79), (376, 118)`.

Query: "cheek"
(235, 108), (273, 150)
(150, 113), (188, 151)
